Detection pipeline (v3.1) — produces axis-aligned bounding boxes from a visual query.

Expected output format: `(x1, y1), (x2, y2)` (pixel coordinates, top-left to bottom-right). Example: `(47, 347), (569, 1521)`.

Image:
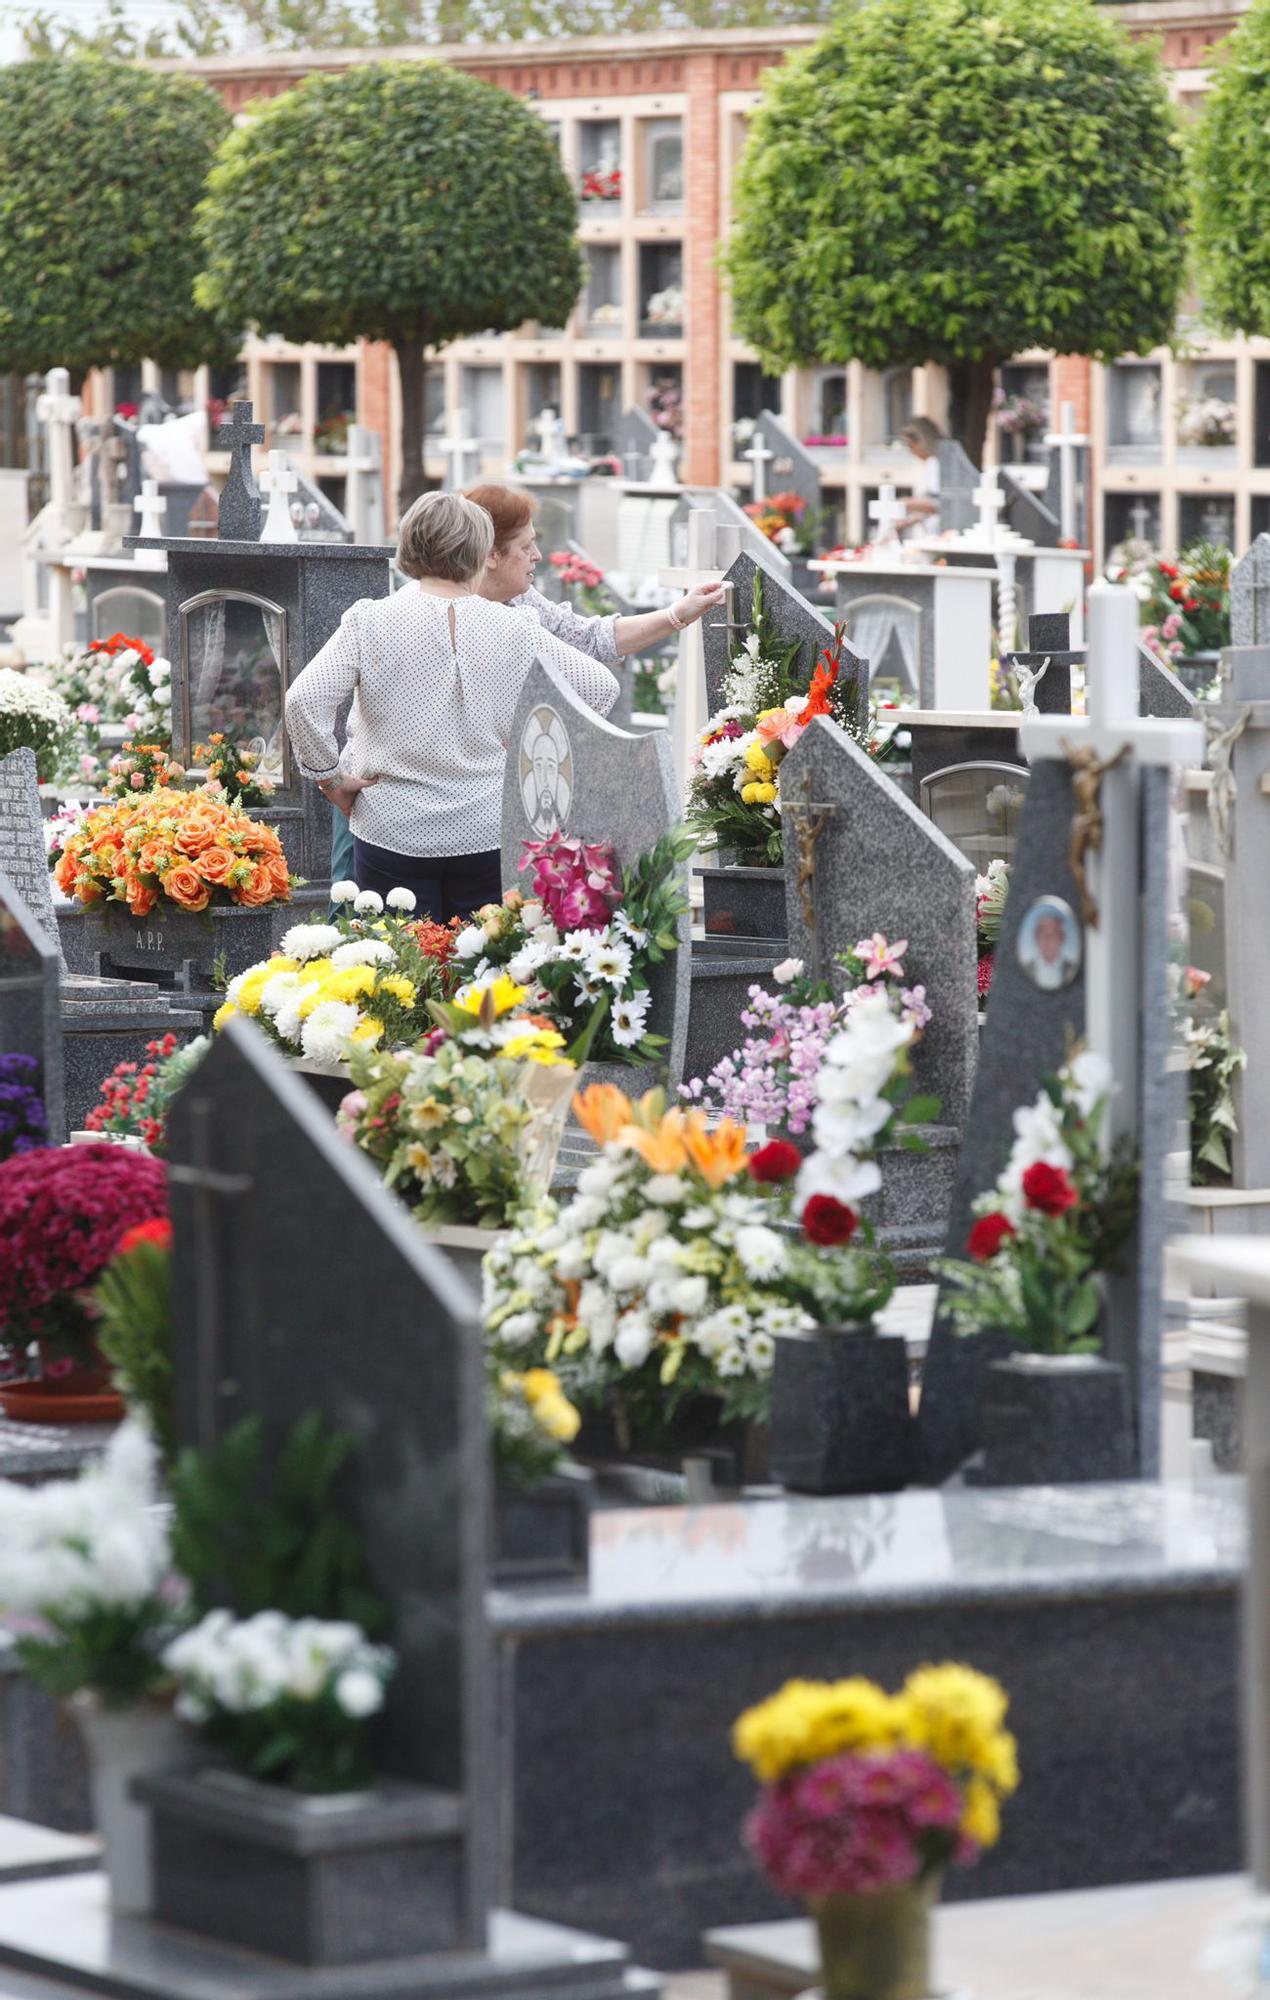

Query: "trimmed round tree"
(724, 0), (1187, 464)
(195, 62), (584, 514)
(0, 56), (234, 384)
(1191, 0), (1270, 334)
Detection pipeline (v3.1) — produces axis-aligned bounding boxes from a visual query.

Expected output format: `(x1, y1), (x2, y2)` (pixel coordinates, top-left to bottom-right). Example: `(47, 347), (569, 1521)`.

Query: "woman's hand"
(675, 582), (728, 629)
(319, 773), (378, 818)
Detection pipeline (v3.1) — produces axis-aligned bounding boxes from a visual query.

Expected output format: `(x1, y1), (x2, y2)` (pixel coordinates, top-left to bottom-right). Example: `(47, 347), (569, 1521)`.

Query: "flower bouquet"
(190, 730), (276, 809)
(0, 1142), (167, 1411)
(548, 548), (616, 617)
(580, 164), (621, 202)
(339, 970), (580, 1229)
(974, 859), (1009, 1008)
(1185, 994), (1245, 1186)
(0, 1052), (48, 1160)
(82, 1034), (210, 1155)
(733, 1665), (1018, 2000)
(744, 490), (815, 558)
(213, 889), (457, 1065)
(32, 633), (172, 781)
(102, 740), (186, 799)
(1177, 394), (1237, 449)
(1116, 541), (1230, 660)
(52, 788), (291, 918)
(450, 826), (693, 1066)
(0, 667), (74, 781)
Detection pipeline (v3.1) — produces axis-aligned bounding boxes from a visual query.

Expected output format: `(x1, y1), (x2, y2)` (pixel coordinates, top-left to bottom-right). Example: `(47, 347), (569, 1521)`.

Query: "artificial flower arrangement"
(102, 741), (186, 799)
(1182, 966), (1245, 1185)
(0, 1142), (167, 1383)
(0, 1052), (48, 1161)
(32, 633), (172, 784)
(213, 885), (458, 1065)
(683, 937), (932, 1144)
(82, 1034), (210, 1155)
(938, 1051), (1138, 1354)
(0, 666), (74, 781)
(338, 970), (581, 1230)
(51, 788), (291, 918)
(733, 1665), (1018, 2000)
(687, 572), (862, 867)
(548, 548), (616, 618)
(190, 730), (275, 809)
(1112, 539), (1230, 661)
(449, 826), (695, 1065)
(994, 391), (1047, 439)
(579, 163), (621, 201)
(974, 859), (1010, 1006)
(744, 489), (817, 558)
(484, 994), (930, 1438)
(1177, 393), (1237, 450)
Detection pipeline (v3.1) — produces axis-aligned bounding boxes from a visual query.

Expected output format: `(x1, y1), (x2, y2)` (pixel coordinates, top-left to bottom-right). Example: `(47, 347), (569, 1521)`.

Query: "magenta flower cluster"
(746, 1749), (966, 1899)
(520, 831), (622, 934)
(0, 1143), (167, 1342)
(685, 986), (840, 1135)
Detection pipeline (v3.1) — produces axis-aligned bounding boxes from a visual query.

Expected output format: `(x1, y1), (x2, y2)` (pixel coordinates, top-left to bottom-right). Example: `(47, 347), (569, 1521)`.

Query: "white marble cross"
(439, 410), (482, 492)
(743, 431), (775, 505)
(1042, 401), (1089, 545)
(659, 507), (725, 789)
(132, 479), (167, 569)
(1129, 499), (1153, 546)
(258, 450), (299, 544)
(36, 367), (82, 518)
(1020, 580), (1203, 1148)
(973, 470), (1007, 550)
(648, 428), (681, 489)
(534, 406), (561, 466)
(867, 483), (907, 547)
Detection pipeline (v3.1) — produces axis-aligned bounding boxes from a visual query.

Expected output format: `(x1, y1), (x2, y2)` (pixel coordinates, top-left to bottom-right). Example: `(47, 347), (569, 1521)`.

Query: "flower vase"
(72, 1694), (197, 1913)
(809, 1875), (940, 2000)
(515, 1061), (576, 1193)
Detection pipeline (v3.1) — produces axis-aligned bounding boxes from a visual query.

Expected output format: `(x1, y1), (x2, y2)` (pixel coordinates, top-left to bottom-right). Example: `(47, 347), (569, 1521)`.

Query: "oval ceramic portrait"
(1016, 894), (1082, 992)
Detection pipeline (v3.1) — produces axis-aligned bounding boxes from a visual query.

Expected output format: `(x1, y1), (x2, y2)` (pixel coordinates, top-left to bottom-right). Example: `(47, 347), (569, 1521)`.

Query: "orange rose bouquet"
(52, 788), (292, 919)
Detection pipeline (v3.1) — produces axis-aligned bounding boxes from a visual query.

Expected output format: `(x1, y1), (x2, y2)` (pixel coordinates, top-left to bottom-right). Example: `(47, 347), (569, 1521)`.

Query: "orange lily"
(572, 1082), (634, 1146)
(620, 1107), (691, 1174)
(683, 1112), (749, 1189)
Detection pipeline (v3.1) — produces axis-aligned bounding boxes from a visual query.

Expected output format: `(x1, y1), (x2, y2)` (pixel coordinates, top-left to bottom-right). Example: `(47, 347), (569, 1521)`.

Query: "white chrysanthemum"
(795, 1151), (883, 1210)
(330, 939), (394, 968)
(354, 890), (384, 916)
(282, 923), (343, 962)
(385, 887), (416, 912)
(578, 1158), (624, 1199)
(733, 1224), (787, 1280)
(453, 925), (485, 958)
(329, 880), (358, 905)
(259, 970), (303, 1018)
(335, 1667), (385, 1718)
(558, 931), (600, 964)
(299, 1000), (361, 1064)
(715, 1344), (747, 1378)
(644, 1173), (687, 1206)
(747, 1332), (776, 1372)
(614, 1311), (655, 1369)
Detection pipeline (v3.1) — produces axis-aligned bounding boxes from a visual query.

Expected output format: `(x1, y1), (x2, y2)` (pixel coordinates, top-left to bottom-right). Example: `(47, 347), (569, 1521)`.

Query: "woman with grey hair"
(286, 490), (619, 918)
(897, 416), (944, 537)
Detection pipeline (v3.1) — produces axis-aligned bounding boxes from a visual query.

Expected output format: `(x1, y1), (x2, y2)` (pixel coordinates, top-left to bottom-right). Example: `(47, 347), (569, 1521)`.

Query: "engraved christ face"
(519, 704), (573, 839)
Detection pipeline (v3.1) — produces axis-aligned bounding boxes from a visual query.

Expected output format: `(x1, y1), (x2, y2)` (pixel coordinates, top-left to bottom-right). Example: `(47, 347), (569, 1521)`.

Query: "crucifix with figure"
(213, 400), (265, 540)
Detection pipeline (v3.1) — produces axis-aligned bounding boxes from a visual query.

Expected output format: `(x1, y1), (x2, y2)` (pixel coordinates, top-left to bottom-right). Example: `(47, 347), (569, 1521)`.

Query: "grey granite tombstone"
(501, 656), (689, 1085)
(755, 410), (821, 518)
(1230, 534), (1270, 648)
(998, 465), (1060, 548)
(0, 864), (65, 1145)
(0, 750), (60, 952)
(289, 458), (353, 544)
(212, 402), (264, 541)
(126, 407), (394, 887)
(617, 406), (658, 483)
(779, 715), (978, 1133)
(1208, 643), (1270, 1187)
(1137, 641), (1197, 721)
(703, 550), (868, 732)
(936, 439), (981, 533)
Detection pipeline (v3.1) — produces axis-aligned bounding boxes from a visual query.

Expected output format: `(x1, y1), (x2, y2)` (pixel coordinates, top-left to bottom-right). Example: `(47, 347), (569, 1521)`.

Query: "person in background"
(897, 416), (944, 538)
(290, 492), (618, 920)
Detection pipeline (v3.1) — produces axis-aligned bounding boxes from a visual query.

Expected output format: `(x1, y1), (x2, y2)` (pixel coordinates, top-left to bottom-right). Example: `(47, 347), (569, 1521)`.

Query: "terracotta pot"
(809, 1873), (941, 2000)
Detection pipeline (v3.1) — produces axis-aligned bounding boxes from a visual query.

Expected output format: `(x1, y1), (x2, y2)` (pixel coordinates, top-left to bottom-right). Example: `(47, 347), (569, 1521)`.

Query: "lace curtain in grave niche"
(842, 595), (920, 701)
(183, 593), (288, 785)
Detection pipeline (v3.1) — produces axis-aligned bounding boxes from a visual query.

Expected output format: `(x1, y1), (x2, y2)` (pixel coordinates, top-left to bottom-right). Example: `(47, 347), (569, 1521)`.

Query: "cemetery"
(5, 8), (1270, 1996)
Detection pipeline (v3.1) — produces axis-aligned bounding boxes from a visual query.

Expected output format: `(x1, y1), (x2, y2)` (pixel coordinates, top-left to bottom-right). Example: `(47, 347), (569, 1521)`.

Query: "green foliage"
(170, 1414), (387, 1634)
(95, 1239), (174, 1459)
(1191, 0), (1270, 334)
(1187, 1008), (1245, 1185)
(724, 0), (1187, 379)
(0, 56), (237, 379)
(194, 62), (583, 351)
(17, 1601), (174, 1708)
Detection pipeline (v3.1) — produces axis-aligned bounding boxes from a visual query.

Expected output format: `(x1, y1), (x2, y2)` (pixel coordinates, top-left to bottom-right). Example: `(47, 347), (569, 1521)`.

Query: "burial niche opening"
(179, 589), (289, 788)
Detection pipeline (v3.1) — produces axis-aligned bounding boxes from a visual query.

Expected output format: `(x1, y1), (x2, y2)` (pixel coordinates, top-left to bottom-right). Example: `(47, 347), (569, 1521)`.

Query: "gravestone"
(212, 403), (264, 541)
(618, 407), (658, 484)
(1230, 533), (1270, 648)
(831, 559), (994, 709)
(918, 585), (1203, 1482)
(998, 465), (1061, 548)
(0, 1019), (657, 2000)
(670, 488), (791, 584)
(936, 439), (981, 533)
(345, 423), (385, 545)
(0, 865), (65, 1146)
(755, 411), (821, 520)
(501, 656), (690, 1086)
(702, 550), (868, 730)
(1204, 642), (1270, 1188)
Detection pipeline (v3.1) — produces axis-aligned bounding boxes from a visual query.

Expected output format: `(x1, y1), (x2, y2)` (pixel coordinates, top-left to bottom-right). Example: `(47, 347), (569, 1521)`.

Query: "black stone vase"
(769, 1327), (914, 1495)
(973, 1352), (1132, 1486)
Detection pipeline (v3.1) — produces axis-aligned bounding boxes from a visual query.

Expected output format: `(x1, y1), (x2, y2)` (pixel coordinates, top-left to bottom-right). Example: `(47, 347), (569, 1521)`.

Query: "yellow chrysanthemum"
(213, 1000), (238, 1031)
(960, 1774), (1002, 1849)
(897, 1663), (1015, 1786)
(744, 742), (774, 776)
(454, 972), (527, 1019)
(350, 1020), (382, 1045)
(378, 974), (417, 1007)
(732, 1678), (902, 1783)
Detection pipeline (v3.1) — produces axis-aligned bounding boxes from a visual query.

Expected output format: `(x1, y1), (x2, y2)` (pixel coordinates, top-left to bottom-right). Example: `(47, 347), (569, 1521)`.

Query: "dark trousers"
(352, 837), (503, 923)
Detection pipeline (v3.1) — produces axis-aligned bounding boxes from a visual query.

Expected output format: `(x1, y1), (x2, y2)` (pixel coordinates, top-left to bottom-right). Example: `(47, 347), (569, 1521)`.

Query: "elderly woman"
(467, 482), (724, 658)
(287, 491), (618, 920)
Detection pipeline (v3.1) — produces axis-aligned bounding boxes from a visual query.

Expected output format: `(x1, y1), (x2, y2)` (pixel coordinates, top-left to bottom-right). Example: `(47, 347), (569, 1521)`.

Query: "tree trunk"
(393, 336), (432, 521)
(947, 357), (998, 469)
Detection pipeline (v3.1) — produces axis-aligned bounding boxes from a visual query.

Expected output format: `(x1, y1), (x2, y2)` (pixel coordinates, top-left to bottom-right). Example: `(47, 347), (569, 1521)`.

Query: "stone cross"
(1230, 534), (1270, 648)
(258, 450), (299, 544)
(743, 431), (775, 505)
(534, 406), (562, 466)
(659, 507), (725, 787)
(867, 483), (907, 547)
(1042, 401), (1089, 545)
(1129, 498), (1153, 545)
(132, 479), (166, 569)
(212, 400), (265, 541)
(1019, 580), (1203, 1148)
(973, 470), (1006, 550)
(439, 410), (482, 492)
(35, 367), (82, 520)
(344, 423), (385, 545)
(648, 428), (680, 489)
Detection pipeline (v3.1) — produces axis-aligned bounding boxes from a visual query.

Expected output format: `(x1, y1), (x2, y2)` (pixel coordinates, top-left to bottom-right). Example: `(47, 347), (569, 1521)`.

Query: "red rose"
(802, 1194), (859, 1246)
(967, 1211), (1016, 1261)
(118, 1216), (172, 1255)
(749, 1139), (802, 1184)
(1021, 1162), (1079, 1216)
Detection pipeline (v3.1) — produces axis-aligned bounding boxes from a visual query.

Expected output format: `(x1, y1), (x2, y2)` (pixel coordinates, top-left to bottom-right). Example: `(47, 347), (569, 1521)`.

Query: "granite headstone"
(755, 410), (821, 520)
(0, 750), (60, 954)
(1205, 642), (1270, 1187)
(703, 551), (868, 732)
(1230, 533), (1270, 648)
(0, 865), (65, 1145)
(936, 439), (981, 533)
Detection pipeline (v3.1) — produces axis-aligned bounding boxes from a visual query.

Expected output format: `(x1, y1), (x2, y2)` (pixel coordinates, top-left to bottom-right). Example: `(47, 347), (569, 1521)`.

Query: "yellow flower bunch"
(733, 1663), (1018, 1849)
(214, 951), (420, 1055)
(740, 739), (778, 806)
(509, 1366), (582, 1444)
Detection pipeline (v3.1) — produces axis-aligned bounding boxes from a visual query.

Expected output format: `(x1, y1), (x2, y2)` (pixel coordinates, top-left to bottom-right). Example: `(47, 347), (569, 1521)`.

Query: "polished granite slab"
(0, 1876), (660, 2000)
(489, 1477), (1245, 1632)
(0, 1817), (96, 1885)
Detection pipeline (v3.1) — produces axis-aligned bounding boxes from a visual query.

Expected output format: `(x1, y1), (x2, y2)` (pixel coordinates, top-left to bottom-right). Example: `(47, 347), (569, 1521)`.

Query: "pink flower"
(1184, 966), (1212, 1000)
(130, 772), (145, 790)
(855, 934), (907, 981)
(76, 703), (100, 724)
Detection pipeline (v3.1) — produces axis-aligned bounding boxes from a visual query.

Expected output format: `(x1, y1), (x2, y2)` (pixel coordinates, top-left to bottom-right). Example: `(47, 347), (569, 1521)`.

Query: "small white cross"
(648, 428), (680, 489)
(1042, 402), (1089, 545)
(132, 479), (166, 569)
(1019, 580), (1203, 1149)
(659, 507), (722, 784)
(743, 431), (776, 506)
(973, 471), (1007, 549)
(439, 410), (482, 491)
(1129, 499), (1153, 546)
(867, 483), (907, 546)
(534, 406), (562, 466)
(258, 450), (299, 544)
